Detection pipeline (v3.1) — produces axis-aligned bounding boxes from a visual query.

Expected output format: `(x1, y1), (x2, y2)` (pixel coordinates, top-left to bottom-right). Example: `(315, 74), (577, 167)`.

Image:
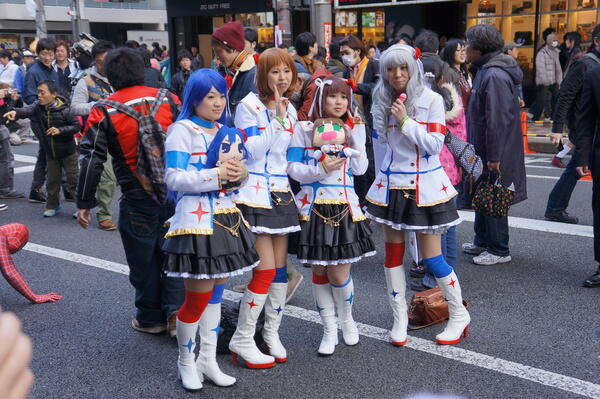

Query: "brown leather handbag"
(408, 287), (469, 330)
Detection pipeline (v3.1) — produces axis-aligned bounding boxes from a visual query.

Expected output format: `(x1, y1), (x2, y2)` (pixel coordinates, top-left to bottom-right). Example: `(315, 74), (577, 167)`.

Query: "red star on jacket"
(299, 194), (311, 207)
(251, 182), (264, 193)
(247, 299), (257, 309)
(448, 278), (456, 288)
(189, 203), (210, 222)
(376, 179), (384, 190)
(440, 184), (448, 194)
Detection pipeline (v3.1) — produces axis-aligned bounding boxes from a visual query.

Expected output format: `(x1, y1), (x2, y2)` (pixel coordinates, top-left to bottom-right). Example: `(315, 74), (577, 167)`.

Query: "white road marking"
(526, 165), (562, 170)
(14, 165), (35, 174)
(14, 154), (38, 163)
(458, 210), (593, 238)
(21, 242), (600, 398)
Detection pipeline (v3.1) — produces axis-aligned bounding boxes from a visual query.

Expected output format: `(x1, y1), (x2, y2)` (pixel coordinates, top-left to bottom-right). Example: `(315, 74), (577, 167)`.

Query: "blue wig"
(177, 68), (229, 124)
(205, 125), (248, 168)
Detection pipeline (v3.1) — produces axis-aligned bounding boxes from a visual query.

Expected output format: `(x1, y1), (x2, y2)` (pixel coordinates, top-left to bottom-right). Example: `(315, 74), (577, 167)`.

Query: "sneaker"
(232, 283), (247, 293)
(43, 209), (58, 217)
(409, 261), (426, 278)
(9, 133), (21, 146)
(0, 191), (25, 199)
(0, 204), (7, 212)
(29, 188), (47, 203)
(286, 269), (304, 303)
(551, 156), (566, 168)
(462, 242), (487, 255)
(98, 219), (117, 231)
(473, 251), (512, 265)
(131, 319), (166, 335)
(544, 210), (578, 224)
(167, 312), (178, 338)
(525, 112), (534, 119)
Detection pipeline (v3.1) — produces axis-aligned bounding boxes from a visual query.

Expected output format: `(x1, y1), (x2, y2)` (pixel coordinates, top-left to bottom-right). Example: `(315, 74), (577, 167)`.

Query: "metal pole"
(34, 0), (47, 39)
(71, 0), (82, 42)
(312, 0), (331, 45)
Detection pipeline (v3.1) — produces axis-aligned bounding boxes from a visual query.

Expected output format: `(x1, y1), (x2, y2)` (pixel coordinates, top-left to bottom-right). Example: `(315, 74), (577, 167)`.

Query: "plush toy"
(205, 125), (249, 193)
(311, 118), (361, 161)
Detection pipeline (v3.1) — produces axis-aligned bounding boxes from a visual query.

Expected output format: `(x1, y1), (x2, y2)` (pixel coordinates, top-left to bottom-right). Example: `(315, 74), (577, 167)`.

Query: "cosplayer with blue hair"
(161, 68), (259, 392)
(177, 68), (229, 124)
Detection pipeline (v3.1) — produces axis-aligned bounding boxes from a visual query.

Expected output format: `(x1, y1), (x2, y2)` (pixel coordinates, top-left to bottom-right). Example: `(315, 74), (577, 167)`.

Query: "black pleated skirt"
(237, 191), (301, 235)
(162, 213), (259, 279)
(297, 203), (376, 266)
(366, 189), (459, 233)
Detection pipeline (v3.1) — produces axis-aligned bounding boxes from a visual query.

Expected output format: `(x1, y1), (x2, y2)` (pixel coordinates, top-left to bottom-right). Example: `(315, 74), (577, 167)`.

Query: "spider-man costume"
(0, 223), (62, 303)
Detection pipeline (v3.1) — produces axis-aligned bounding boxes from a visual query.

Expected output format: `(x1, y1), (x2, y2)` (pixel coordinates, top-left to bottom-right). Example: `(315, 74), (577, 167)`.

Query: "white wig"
(371, 44), (425, 139)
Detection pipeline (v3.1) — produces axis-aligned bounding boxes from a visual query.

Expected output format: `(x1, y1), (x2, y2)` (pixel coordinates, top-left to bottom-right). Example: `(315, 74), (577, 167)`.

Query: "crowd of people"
(0, 19), (598, 396)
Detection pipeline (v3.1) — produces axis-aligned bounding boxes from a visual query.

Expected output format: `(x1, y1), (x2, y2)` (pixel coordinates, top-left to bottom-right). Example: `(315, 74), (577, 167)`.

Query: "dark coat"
(143, 67), (165, 89)
(575, 64), (600, 176)
(23, 60), (58, 104)
(228, 67), (257, 121)
(170, 68), (191, 99)
(14, 96), (81, 159)
(467, 51), (527, 204)
(552, 50), (600, 137)
(355, 58), (379, 128)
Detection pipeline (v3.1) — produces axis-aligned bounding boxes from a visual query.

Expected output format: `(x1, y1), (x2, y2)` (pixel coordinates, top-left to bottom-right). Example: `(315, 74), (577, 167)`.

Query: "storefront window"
(361, 10), (385, 45)
(235, 12), (274, 28)
(334, 11), (358, 36)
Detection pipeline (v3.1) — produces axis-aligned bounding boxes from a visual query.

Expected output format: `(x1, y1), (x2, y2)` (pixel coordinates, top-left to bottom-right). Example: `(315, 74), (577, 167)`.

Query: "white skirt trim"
(164, 261), (259, 280)
(365, 211), (462, 235)
(298, 251), (376, 266)
(250, 224), (302, 235)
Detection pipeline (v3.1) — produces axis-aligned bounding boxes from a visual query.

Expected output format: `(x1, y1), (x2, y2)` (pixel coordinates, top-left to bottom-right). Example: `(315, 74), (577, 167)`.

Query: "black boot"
(583, 265), (600, 288)
(544, 210), (579, 224)
(28, 188), (47, 203)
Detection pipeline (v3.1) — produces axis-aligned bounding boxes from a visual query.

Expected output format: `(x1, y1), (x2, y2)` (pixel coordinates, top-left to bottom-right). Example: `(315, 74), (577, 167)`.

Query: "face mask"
(342, 54), (356, 67)
(552, 41), (559, 47)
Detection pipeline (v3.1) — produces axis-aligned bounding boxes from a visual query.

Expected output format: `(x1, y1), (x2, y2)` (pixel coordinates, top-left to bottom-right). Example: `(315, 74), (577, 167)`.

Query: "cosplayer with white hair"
(365, 44), (470, 347)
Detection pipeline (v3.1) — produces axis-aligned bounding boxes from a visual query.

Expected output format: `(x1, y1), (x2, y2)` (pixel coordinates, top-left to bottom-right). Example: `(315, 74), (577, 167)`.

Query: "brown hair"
(211, 37), (235, 53)
(55, 40), (70, 54)
(339, 35), (365, 59)
(310, 77), (352, 121)
(257, 48), (299, 101)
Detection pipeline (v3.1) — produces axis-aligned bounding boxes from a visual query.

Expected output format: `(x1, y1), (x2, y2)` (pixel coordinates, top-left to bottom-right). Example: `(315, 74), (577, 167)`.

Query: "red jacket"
(77, 85), (180, 209)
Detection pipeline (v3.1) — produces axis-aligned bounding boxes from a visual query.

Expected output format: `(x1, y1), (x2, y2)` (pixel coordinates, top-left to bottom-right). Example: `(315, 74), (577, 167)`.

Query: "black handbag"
(444, 130), (483, 180)
(471, 172), (515, 218)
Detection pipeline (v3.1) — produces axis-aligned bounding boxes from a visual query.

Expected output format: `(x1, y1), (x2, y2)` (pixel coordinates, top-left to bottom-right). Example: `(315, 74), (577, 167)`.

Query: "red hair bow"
(414, 47), (421, 60)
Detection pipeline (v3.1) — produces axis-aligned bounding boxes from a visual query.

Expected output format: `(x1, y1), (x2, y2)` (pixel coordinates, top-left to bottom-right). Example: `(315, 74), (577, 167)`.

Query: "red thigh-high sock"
(178, 290), (212, 323)
(384, 242), (406, 268)
(312, 272), (329, 285)
(247, 268), (276, 294)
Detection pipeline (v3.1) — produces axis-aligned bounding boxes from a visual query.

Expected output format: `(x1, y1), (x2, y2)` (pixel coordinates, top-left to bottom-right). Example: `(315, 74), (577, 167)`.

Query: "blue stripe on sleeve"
(243, 126), (260, 138)
(165, 151), (191, 169)
(287, 147), (305, 163)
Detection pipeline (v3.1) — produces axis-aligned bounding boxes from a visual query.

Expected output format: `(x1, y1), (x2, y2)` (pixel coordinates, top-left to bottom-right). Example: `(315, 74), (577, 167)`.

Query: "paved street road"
(1, 142), (598, 399)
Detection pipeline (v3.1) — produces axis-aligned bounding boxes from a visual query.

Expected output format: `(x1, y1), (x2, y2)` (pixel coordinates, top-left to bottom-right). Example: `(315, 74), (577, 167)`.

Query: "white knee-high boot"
(196, 302), (236, 387)
(384, 266), (408, 346)
(228, 289), (276, 368)
(262, 282), (288, 362)
(176, 318), (203, 391)
(331, 277), (359, 346)
(435, 271), (470, 345)
(312, 281), (338, 355)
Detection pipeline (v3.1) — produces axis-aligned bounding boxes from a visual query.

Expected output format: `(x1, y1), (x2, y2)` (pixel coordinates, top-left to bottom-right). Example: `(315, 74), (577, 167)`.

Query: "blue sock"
(423, 254), (453, 278)
(209, 283), (226, 304)
(273, 266), (288, 283)
(330, 275), (352, 288)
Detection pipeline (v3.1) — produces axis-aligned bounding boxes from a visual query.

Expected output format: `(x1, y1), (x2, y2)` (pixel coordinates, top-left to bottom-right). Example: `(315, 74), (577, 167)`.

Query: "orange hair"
(256, 48), (299, 102)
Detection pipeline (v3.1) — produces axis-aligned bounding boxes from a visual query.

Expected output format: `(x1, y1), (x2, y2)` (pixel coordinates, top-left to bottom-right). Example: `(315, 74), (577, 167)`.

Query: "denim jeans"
(473, 211), (510, 257)
(118, 198), (184, 327)
(546, 150), (582, 213)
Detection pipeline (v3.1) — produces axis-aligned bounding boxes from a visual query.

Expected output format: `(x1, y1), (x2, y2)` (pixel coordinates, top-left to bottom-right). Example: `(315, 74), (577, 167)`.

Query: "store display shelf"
(538, 8), (598, 14)
(467, 12), (537, 18)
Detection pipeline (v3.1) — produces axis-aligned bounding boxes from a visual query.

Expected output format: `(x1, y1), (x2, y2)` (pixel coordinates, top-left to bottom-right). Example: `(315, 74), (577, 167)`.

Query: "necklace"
(190, 115), (216, 129)
(213, 214), (242, 237)
(312, 206), (350, 227)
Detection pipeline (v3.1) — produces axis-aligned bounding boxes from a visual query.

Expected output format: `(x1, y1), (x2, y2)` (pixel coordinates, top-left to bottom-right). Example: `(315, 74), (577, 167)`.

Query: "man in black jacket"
(545, 25), (600, 224)
(576, 63), (600, 288)
(169, 50), (193, 99)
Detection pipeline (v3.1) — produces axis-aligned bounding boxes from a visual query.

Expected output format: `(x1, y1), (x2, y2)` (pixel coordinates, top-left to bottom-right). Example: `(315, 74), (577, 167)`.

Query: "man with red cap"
(211, 21), (257, 120)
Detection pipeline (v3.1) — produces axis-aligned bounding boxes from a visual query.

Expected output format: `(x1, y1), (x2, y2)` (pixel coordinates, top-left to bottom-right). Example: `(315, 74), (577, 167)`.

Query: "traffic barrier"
(581, 173), (593, 181)
(521, 112), (536, 154)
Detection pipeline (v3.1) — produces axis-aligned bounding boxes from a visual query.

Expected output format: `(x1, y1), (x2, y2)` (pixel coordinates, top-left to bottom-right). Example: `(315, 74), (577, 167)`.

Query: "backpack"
(97, 89), (170, 205)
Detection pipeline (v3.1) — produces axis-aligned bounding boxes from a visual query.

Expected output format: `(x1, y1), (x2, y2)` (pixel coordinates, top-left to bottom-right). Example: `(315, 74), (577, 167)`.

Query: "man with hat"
(211, 21), (257, 120)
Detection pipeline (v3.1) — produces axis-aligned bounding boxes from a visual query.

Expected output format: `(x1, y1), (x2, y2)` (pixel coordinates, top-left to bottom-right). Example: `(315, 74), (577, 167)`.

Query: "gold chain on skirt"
(271, 191), (294, 206)
(401, 189), (417, 201)
(213, 214), (242, 237)
(311, 205), (350, 227)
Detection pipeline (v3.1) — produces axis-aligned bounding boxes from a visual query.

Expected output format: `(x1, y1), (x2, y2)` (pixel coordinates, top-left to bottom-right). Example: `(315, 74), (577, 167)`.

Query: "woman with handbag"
(366, 44), (470, 346)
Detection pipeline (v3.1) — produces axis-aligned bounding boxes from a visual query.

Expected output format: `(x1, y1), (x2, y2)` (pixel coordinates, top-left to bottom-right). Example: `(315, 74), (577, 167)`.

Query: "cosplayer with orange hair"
(231, 47), (300, 368)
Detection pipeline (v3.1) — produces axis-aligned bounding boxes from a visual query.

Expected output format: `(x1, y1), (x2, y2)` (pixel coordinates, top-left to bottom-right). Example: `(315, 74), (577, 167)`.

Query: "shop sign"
(167, 0), (271, 16)
(323, 22), (332, 58)
(338, 0), (392, 6)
